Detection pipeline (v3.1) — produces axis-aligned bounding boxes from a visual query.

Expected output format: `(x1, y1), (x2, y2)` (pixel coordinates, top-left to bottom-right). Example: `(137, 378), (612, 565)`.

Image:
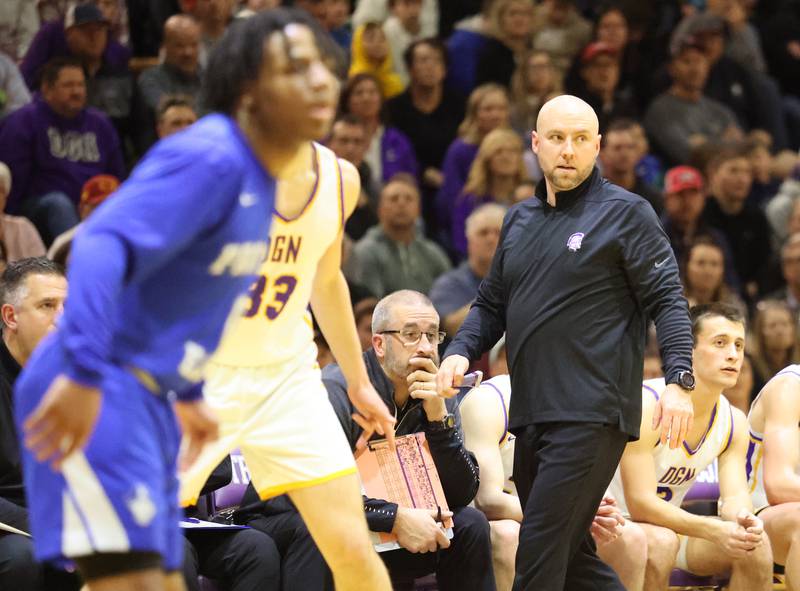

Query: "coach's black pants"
(512, 422), (629, 591)
(382, 505), (495, 591)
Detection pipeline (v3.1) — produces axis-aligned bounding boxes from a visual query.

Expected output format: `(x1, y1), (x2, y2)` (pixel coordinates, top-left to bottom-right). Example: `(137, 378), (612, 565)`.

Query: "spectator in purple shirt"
(452, 128), (528, 259)
(0, 57), (125, 245)
(340, 72), (419, 183)
(436, 83), (509, 246)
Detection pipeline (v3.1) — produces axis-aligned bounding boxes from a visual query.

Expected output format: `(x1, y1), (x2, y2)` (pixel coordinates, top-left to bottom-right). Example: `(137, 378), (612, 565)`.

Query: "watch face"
(679, 372), (695, 389)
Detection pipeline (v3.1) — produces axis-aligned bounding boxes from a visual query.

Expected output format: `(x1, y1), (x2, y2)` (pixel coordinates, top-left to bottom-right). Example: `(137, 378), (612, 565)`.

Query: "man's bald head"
(535, 95), (598, 135)
(532, 95), (601, 195)
(163, 15), (201, 75)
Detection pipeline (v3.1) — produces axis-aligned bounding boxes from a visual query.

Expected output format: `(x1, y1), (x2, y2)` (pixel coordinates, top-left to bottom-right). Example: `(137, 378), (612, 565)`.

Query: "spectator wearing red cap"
(47, 174), (120, 266)
(567, 41), (637, 132)
(660, 164), (740, 293)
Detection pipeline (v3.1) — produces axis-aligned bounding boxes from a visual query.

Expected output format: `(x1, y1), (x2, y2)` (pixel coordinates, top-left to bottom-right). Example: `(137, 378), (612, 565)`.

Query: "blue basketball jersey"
(48, 113), (274, 397)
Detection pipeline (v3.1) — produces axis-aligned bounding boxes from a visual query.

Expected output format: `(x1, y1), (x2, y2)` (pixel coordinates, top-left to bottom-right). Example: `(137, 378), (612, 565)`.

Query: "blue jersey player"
(14, 10), (397, 591)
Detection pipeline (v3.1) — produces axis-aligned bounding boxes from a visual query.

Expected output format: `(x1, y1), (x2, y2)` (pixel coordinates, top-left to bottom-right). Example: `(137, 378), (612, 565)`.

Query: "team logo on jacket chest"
(566, 232), (585, 252)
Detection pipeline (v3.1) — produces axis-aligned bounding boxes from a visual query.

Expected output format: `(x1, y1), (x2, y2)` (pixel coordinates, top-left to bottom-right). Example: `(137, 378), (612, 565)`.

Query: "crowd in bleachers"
(2, 0), (800, 589)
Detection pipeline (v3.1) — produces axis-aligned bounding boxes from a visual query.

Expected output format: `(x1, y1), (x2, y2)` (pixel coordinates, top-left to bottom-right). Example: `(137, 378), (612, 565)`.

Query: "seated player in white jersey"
(460, 371), (647, 591)
(747, 364), (800, 590)
(179, 139), (395, 586)
(609, 303), (773, 590)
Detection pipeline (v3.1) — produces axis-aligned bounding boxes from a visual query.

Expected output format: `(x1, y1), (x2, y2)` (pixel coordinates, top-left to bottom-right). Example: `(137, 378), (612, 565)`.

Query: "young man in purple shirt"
(0, 57), (124, 245)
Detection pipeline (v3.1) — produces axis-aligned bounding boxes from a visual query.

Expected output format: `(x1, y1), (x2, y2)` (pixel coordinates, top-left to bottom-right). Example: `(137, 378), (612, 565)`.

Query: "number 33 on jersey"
(212, 143), (345, 368)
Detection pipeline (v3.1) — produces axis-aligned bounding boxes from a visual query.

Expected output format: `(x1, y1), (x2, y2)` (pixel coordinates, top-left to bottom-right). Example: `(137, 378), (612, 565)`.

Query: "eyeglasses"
(380, 328), (447, 346)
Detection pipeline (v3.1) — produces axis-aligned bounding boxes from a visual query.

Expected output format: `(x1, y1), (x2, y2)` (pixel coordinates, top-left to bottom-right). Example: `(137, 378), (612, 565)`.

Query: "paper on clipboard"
(356, 432), (454, 552)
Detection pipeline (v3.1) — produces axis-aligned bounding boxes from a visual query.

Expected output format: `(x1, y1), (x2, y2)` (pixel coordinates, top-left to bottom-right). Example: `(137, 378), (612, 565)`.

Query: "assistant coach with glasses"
(322, 289), (495, 591)
(437, 95), (696, 591)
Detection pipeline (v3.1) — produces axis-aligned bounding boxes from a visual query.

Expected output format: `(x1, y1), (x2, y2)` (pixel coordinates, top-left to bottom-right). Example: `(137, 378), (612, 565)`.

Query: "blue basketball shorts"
(14, 336), (183, 571)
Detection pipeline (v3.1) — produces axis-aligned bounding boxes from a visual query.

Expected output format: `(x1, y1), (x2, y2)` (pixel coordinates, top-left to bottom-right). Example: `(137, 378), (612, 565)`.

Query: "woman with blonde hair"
(436, 83), (510, 240)
(509, 49), (563, 138)
(749, 299), (800, 396)
(451, 128), (528, 257)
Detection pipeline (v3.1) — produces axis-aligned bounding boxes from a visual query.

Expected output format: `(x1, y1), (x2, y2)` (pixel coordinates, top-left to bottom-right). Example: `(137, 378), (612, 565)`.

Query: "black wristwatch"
(672, 370), (696, 391)
(426, 413), (456, 433)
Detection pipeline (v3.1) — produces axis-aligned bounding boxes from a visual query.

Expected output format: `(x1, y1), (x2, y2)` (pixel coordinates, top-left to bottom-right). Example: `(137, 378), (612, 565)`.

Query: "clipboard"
(356, 432), (454, 552)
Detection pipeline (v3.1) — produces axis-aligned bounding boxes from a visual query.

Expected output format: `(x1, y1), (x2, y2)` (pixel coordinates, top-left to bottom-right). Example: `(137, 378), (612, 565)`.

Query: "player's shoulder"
(719, 396), (749, 454)
(461, 374), (510, 412)
(756, 365), (800, 414)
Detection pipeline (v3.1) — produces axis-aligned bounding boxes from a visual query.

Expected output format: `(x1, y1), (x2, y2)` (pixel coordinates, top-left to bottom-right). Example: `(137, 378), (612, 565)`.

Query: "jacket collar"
(534, 167), (600, 210)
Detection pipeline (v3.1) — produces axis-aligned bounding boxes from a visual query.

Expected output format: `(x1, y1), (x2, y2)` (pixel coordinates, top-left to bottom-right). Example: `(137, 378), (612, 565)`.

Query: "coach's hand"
(408, 357), (447, 420)
(653, 383), (694, 449)
(392, 507), (452, 553)
(436, 355), (469, 398)
(24, 375), (102, 470)
(174, 399), (219, 472)
(350, 382), (396, 452)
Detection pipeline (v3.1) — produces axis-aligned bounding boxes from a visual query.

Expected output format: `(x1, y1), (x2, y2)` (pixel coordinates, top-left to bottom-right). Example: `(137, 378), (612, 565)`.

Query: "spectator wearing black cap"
(644, 38), (741, 166)
(669, 11), (791, 150)
(21, 2), (133, 144)
(21, 2), (130, 89)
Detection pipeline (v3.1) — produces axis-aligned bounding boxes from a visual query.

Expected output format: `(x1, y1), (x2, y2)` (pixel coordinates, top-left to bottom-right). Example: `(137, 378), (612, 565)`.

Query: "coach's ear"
(1, 303), (16, 333)
(372, 333), (386, 360)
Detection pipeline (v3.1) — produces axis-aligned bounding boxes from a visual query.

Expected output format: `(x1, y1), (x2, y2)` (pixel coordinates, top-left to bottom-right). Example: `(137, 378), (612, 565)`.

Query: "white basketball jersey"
(610, 378), (735, 517)
(212, 143), (344, 368)
(747, 364), (800, 510)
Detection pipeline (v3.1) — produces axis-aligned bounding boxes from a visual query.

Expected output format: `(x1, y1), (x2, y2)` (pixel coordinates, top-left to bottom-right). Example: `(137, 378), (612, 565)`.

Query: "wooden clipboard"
(356, 432), (454, 552)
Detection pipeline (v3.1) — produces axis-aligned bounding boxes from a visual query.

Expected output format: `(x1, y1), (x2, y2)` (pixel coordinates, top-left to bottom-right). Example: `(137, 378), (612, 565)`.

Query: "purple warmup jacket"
(0, 96), (125, 214)
(21, 20), (131, 89)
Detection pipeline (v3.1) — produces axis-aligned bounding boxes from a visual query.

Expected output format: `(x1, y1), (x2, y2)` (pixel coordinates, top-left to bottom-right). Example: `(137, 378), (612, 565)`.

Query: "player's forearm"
(474, 491), (523, 522)
(310, 271), (370, 388)
(59, 231), (127, 388)
(628, 495), (717, 541)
